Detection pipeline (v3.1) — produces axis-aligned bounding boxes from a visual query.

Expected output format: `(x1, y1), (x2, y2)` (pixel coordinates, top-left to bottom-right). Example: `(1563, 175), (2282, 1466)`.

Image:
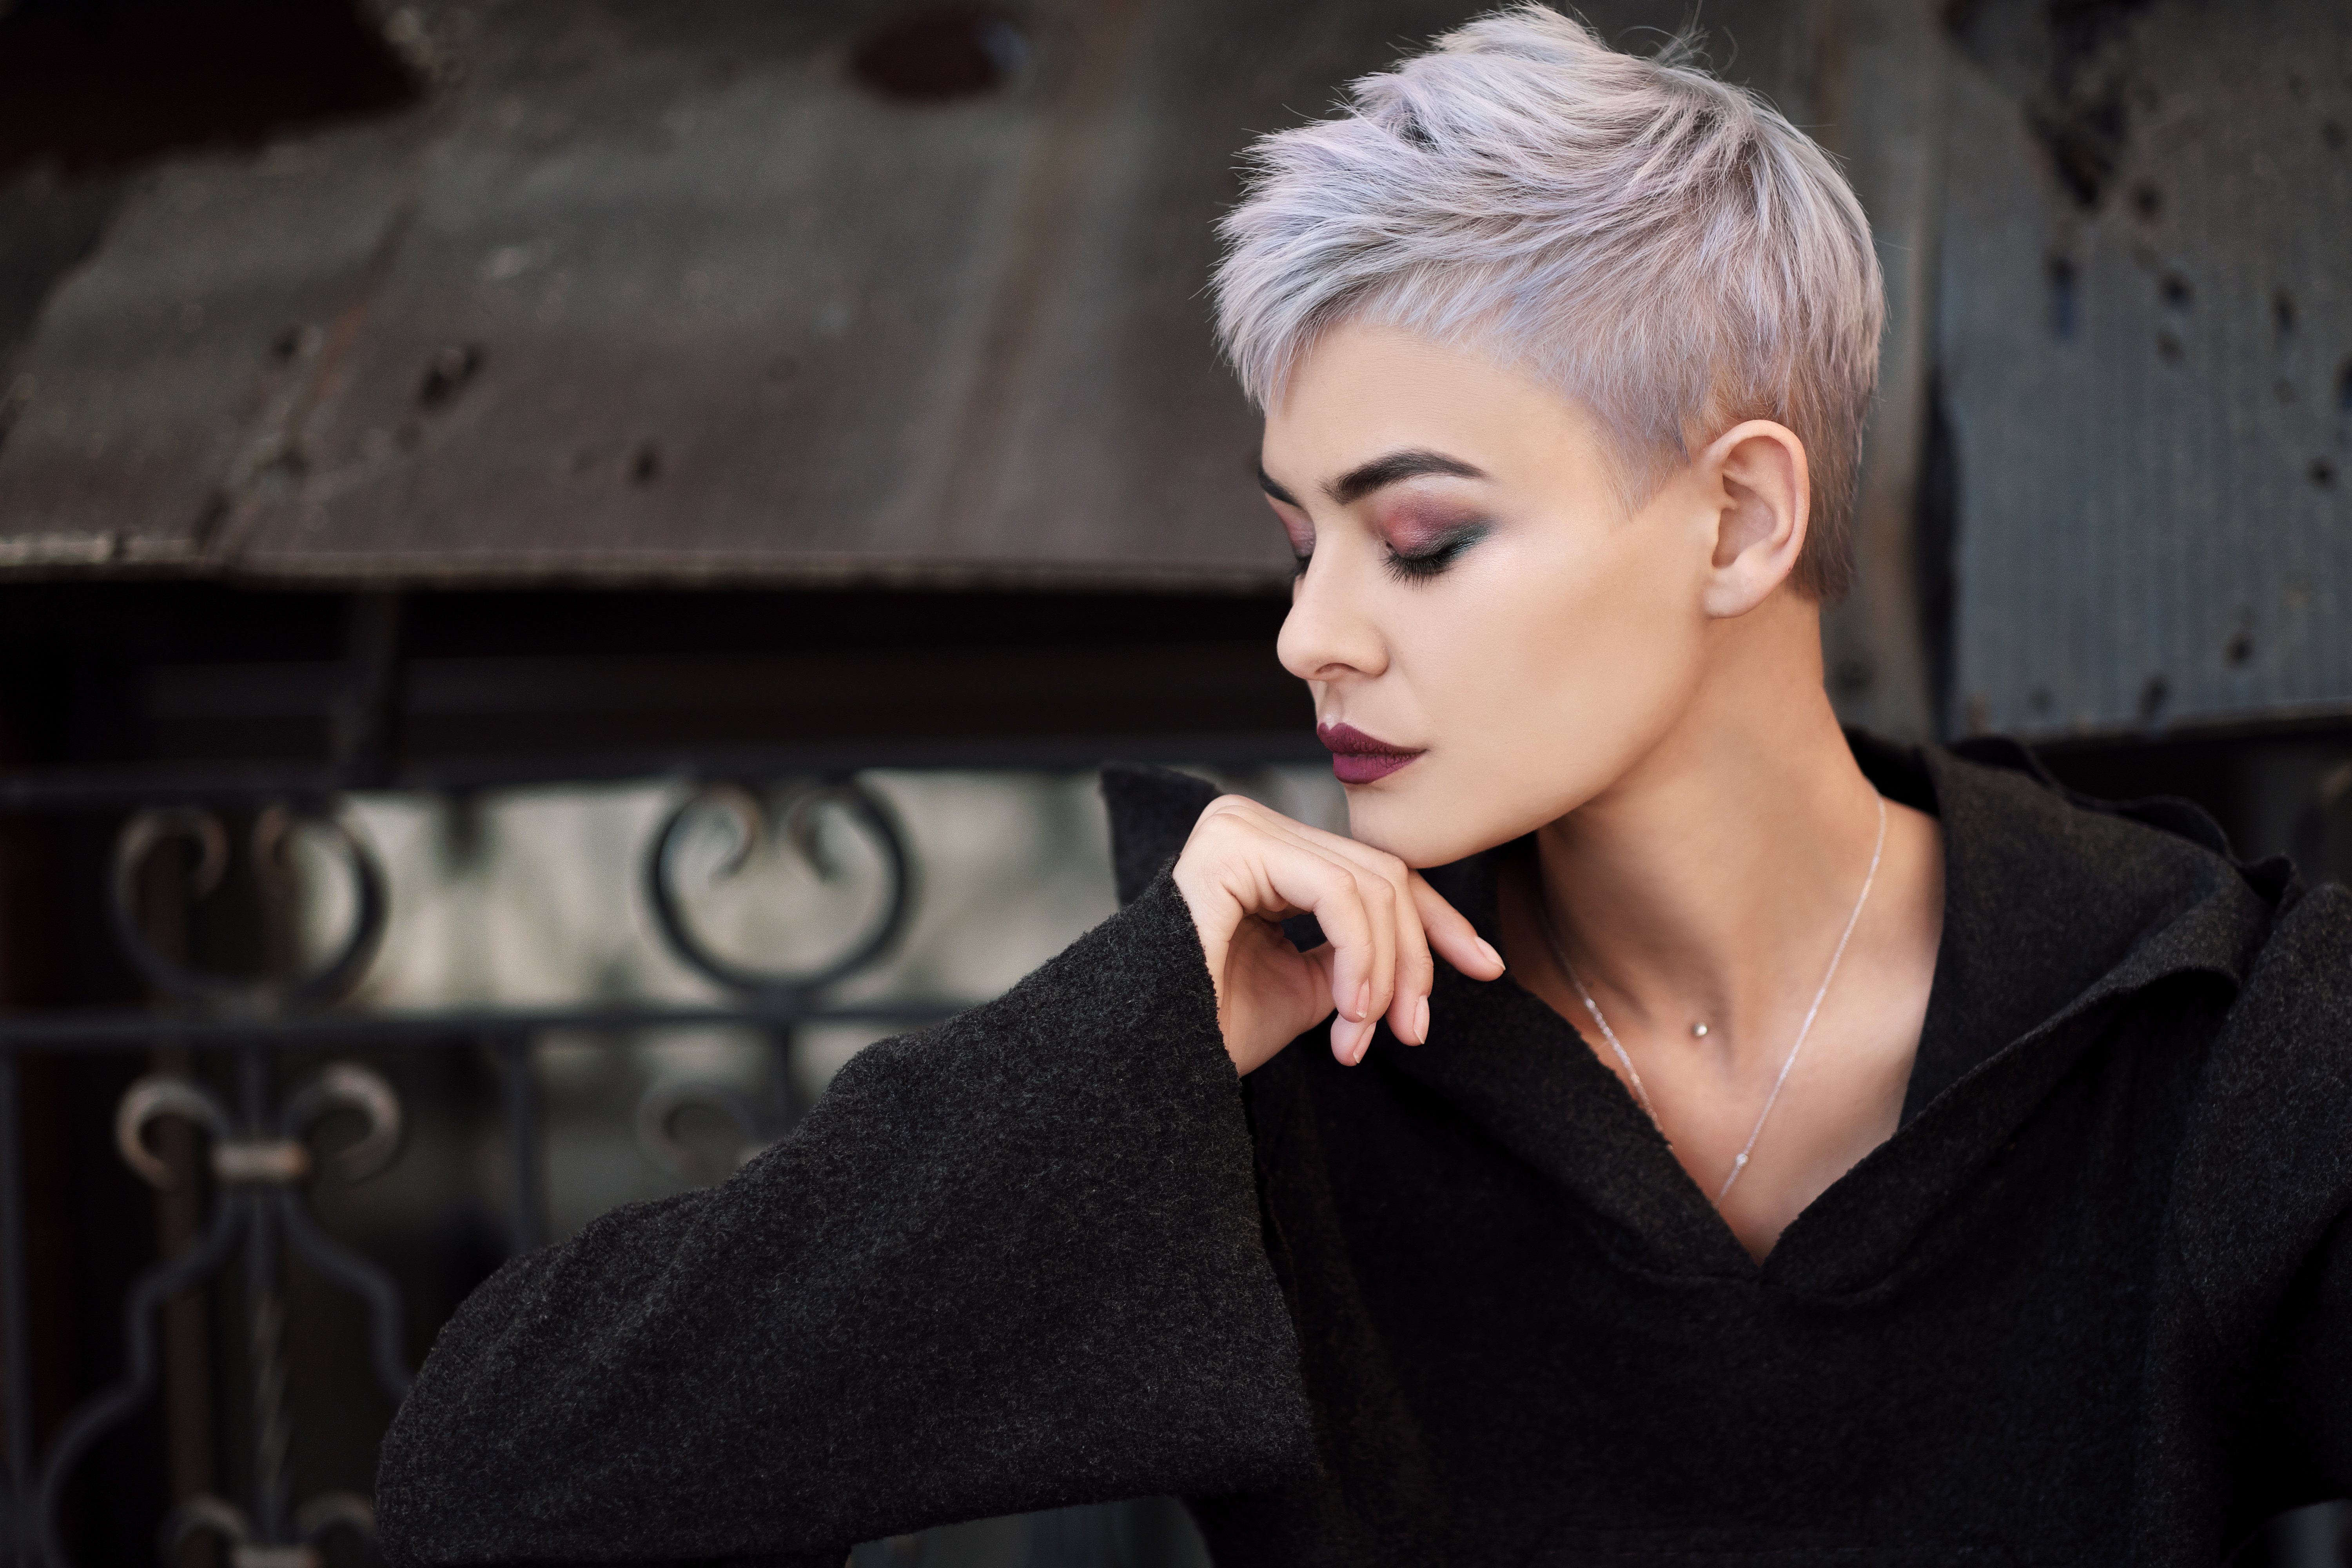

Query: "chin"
(1345, 746), (1612, 867)
(1342, 766), (1506, 869)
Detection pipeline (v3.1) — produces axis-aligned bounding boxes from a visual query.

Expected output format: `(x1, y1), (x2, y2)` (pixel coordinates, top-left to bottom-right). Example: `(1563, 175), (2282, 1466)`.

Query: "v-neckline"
(1380, 739), (2272, 1292)
(1402, 780), (1954, 1282)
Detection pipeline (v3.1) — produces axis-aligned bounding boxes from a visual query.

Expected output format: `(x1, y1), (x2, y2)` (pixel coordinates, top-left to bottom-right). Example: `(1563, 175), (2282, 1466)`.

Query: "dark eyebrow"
(1323, 448), (1488, 506)
(1256, 465), (1303, 507)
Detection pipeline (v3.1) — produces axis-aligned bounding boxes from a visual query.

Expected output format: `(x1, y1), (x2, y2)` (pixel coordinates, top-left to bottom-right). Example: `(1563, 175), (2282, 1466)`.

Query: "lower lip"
(1329, 750), (1421, 785)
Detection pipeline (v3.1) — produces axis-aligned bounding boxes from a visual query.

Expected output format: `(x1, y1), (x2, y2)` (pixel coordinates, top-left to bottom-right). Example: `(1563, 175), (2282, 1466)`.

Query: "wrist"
(1168, 862), (1243, 1067)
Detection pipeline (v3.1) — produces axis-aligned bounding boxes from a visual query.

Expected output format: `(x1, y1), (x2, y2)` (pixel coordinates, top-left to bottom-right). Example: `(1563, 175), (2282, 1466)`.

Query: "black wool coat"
(376, 736), (2352, 1567)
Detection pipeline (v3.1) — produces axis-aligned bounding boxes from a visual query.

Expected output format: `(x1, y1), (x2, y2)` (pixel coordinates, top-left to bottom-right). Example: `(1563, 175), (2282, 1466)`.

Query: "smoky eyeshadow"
(1383, 520), (1489, 581)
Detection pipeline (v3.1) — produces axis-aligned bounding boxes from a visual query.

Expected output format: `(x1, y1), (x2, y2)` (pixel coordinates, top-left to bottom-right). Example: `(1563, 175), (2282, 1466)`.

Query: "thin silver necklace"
(1535, 793), (1888, 1203)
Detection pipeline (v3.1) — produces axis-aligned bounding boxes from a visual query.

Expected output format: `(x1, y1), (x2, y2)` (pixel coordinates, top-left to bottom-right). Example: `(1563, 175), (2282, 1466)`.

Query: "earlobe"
(1699, 421), (1809, 619)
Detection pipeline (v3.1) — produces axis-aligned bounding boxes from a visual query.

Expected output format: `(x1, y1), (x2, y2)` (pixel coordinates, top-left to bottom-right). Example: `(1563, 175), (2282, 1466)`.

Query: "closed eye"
(1382, 525), (1486, 583)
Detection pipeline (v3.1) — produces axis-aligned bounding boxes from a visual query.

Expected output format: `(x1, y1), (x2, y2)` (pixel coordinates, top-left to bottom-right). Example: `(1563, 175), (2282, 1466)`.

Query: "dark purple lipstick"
(1318, 722), (1424, 785)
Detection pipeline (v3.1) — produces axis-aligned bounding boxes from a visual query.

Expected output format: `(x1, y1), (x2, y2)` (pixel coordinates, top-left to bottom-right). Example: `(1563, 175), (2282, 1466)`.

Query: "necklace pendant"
(1691, 1022), (1709, 1038)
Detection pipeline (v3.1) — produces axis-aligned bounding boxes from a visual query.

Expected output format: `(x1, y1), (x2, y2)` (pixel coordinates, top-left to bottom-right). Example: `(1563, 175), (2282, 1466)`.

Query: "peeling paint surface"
(0, 0), (1833, 591)
(1941, 0), (2352, 739)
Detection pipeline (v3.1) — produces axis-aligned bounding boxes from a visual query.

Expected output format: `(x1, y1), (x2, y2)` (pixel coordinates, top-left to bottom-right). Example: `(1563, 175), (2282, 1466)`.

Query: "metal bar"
(246, 1231), (291, 1547)
(0, 1000), (960, 1052)
(36, 1199), (248, 1568)
(0, 735), (998, 1560)
(327, 591), (405, 786)
(273, 1192), (410, 1404)
(0, 1055), (28, 1568)
(768, 1025), (797, 1140)
(493, 1036), (546, 1255)
(239, 1045), (293, 1546)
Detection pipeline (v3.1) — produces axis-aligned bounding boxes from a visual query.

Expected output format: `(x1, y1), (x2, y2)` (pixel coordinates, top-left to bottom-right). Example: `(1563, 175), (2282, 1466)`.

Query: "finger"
(1274, 834), (1429, 1046)
(1319, 874), (1387, 1068)
(1299, 948), (1372, 1066)
(1406, 873), (1507, 981)
(1187, 797), (1480, 1056)
(1343, 858), (1424, 1048)
(1350, 860), (1399, 1042)
(1257, 849), (1387, 1067)
(1239, 836), (1378, 1030)
(1199, 796), (1391, 882)
(1191, 799), (1369, 927)
(1314, 862), (1401, 1066)
(1381, 866), (1433, 1045)
(1332, 1010), (1378, 1067)
(1237, 808), (1500, 1010)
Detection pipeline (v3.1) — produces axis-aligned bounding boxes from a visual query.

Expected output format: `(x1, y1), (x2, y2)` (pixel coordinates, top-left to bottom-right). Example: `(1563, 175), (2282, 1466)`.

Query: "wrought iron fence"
(20, 748), (2345, 1568)
(0, 774), (965, 1568)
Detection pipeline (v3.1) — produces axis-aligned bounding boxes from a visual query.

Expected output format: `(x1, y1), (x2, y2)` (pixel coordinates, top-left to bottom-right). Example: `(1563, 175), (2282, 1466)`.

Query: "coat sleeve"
(2163, 882), (2352, 1532)
(2261, 1210), (2352, 1504)
(374, 864), (1316, 1567)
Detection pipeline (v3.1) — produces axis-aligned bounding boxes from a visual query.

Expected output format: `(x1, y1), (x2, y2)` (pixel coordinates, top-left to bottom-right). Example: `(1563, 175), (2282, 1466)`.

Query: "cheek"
(1426, 537), (1695, 728)
(1362, 534), (1704, 855)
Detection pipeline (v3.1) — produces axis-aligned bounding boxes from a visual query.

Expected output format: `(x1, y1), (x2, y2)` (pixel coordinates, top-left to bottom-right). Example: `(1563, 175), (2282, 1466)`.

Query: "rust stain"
(930, 0), (1159, 549)
(200, 195), (420, 568)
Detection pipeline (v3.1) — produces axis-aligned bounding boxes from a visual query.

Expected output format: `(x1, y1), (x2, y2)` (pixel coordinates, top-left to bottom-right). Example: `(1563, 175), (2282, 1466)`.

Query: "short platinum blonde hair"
(1212, 5), (1884, 601)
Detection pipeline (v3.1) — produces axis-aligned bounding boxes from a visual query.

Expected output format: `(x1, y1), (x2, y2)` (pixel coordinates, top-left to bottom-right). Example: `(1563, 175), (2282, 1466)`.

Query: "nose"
(1278, 548), (1390, 685)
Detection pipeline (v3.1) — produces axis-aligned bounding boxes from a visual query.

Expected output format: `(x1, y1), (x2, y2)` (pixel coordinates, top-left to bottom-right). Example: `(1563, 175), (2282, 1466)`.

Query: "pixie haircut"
(1212, 5), (1884, 601)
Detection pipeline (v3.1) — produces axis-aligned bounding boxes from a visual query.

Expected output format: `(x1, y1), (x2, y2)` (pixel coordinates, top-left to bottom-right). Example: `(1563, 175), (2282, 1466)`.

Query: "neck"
(1534, 593), (1883, 1051)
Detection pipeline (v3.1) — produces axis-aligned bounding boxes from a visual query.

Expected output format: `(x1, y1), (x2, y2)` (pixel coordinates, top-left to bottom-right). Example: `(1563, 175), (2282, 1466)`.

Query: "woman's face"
(1263, 321), (1726, 867)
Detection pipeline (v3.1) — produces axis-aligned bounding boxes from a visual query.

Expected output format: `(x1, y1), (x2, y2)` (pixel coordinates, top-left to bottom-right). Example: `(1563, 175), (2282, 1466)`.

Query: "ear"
(1697, 420), (1809, 619)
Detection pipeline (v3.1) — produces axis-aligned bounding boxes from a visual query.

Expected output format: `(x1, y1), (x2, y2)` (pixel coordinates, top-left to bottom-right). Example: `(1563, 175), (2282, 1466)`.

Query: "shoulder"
(1897, 736), (2283, 1049)
(1909, 737), (2352, 1349)
(2169, 880), (2352, 1346)
(1928, 734), (2287, 902)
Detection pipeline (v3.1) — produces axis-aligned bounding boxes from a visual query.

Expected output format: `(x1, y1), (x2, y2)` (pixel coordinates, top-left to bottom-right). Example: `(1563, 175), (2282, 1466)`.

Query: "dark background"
(1, 0), (2348, 1564)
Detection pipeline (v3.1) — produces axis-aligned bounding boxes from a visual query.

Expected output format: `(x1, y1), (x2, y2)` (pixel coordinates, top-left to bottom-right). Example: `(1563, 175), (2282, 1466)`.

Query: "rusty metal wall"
(18, 0), (2345, 746)
(1938, 0), (2352, 741)
(0, 0), (1833, 592)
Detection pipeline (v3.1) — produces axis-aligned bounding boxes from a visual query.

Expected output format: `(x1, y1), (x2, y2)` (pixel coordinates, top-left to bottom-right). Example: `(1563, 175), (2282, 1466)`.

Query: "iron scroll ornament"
(635, 1072), (769, 1179)
(39, 1064), (410, 1568)
(108, 804), (388, 1014)
(645, 780), (915, 1000)
(160, 1491), (377, 1568)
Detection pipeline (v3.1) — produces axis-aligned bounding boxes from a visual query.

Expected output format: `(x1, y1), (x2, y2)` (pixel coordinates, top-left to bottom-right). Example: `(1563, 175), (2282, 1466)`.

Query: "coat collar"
(1893, 734), (2284, 1120)
(1777, 736), (2280, 1292)
(1102, 736), (2287, 1291)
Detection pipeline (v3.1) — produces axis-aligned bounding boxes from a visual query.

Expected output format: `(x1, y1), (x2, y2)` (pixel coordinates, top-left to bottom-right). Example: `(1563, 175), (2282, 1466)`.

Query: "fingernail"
(1353, 1027), (1373, 1065)
(1353, 980), (1371, 1022)
(1414, 994), (1430, 1045)
(1476, 938), (1504, 973)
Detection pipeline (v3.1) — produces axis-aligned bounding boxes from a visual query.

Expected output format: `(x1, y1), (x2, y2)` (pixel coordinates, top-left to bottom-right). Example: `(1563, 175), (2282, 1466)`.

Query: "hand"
(1170, 795), (1507, 1074)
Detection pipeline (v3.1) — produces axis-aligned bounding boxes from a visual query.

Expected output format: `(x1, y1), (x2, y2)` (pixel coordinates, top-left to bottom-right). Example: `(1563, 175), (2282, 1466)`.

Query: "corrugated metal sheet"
(8, 0), (1254, 584)
(1939, 0), (2352, 740)
(0, 0), (1833, 590)
(1816, 0), (1947, 743)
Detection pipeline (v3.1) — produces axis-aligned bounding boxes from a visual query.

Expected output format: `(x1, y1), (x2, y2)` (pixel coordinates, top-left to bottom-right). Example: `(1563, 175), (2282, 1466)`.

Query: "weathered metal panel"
(0, 116), (430, 568)
(0, 0), (1275, 585)
(1817, 0), (1950, 743)
(0, 0), (1832, 590)
(1939, 0), (2352, 740)
(207, 0), (1117, 583)
(974, 0), (1822, 580)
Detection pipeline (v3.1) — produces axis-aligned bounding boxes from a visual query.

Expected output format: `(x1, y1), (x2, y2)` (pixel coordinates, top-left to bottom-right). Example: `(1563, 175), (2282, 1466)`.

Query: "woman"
(379, 9), (2352, 1564)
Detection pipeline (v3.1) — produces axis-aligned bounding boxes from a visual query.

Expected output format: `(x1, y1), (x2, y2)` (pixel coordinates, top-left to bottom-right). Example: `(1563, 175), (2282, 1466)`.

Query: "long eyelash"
(1382, 528), (1484, 583)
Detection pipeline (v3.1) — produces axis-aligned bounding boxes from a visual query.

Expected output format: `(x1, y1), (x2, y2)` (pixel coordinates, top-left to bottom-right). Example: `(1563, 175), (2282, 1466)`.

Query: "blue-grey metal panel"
(0, 0), (1827, 590)
(1940, 0), (2352, 740)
